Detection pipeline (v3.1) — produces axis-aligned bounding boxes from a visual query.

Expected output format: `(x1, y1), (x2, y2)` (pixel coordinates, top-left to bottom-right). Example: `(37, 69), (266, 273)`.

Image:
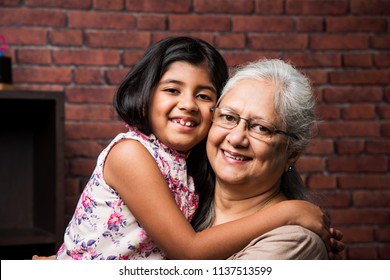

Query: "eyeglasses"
(210, 107), (298, 141)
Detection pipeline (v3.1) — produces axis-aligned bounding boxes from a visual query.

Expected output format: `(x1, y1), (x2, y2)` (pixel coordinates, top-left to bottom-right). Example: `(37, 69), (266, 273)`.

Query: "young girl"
(56, 37), (331, 260)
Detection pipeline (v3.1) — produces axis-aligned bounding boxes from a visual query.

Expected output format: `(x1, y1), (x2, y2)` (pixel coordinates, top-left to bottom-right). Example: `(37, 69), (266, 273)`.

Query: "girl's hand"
(328, 227), (345, 260)
(32, 255), (56, 260)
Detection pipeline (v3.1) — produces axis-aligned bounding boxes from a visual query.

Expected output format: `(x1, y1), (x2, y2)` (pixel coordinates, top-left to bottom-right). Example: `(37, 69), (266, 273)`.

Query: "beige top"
(228, 225), (328, 260)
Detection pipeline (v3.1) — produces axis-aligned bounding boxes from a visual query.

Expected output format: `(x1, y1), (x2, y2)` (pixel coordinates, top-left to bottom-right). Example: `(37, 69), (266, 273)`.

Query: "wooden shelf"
(0, 90), (64, 259)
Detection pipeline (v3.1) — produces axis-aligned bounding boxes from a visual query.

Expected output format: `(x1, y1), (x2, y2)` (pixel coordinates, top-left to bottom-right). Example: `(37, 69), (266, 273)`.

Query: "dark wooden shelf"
(0, 90), (64, 259)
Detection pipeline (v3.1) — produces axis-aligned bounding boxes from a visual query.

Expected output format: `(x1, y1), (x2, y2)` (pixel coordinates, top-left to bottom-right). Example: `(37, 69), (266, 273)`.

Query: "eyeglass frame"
(210, 107), (298, 140)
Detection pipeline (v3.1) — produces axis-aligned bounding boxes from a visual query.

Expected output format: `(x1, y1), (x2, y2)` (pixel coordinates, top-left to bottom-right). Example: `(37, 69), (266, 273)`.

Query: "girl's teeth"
(178, 119), (193, 127)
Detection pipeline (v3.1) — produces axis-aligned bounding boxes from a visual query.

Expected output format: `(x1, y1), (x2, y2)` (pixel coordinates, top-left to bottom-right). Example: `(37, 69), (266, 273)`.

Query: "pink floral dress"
(56, 126), (199, 260)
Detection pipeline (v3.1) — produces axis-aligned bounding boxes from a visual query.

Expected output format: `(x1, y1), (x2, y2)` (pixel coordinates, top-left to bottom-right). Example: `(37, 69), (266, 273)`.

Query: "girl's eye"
(164, 88), (180, 94)
(196, 93), (213, 101)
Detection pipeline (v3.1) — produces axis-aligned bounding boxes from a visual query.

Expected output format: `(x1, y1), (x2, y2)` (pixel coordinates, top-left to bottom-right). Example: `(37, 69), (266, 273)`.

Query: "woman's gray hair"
(192, 59), (318, 231)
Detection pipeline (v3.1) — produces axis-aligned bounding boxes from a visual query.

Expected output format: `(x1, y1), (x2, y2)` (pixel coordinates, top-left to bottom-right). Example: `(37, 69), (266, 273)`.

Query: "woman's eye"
(221, 114), (237, 123)
(251, 123), (272, 134)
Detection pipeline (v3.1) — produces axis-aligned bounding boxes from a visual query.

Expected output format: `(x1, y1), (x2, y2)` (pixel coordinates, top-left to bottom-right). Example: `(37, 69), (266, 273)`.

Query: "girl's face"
(207, 78), (289, 190)
(149, 61), (217, 152)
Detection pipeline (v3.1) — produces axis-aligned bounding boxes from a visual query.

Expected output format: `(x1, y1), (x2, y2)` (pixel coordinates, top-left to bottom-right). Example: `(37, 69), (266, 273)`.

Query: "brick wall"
(1, 0), (389, 260)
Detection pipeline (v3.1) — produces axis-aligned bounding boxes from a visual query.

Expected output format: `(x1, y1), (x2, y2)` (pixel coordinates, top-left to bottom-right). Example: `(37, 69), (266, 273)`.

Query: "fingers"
(331, 238), (345, 253)
(330, 227), (344, 241)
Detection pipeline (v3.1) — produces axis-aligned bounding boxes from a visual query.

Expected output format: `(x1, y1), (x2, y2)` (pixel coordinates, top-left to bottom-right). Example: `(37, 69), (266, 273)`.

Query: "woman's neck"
(212, 181), (285, 226)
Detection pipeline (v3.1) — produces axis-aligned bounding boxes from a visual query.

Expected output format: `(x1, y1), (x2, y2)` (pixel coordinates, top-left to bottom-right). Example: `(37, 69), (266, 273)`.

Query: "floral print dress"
(56, 126), (199, 260)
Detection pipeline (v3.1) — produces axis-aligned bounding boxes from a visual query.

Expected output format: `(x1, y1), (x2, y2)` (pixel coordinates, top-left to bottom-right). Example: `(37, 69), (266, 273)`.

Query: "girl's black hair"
(114, 36), (229, 221)
(114, 36), (228, 135)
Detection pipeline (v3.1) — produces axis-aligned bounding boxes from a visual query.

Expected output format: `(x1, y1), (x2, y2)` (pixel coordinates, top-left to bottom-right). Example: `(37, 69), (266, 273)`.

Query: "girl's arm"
(105, 140), (330, 259)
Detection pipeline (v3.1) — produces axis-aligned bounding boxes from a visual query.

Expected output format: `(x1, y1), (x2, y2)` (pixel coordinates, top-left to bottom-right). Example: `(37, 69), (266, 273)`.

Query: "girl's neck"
(212, 181), (285, 226)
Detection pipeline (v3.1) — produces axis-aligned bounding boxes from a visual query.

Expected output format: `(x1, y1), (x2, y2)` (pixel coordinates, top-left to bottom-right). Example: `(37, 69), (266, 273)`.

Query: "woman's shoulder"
(228, 225), (328, 260)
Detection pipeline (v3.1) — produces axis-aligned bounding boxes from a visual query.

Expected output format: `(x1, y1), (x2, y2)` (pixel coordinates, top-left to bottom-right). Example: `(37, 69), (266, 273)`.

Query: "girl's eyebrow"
(159, 79), (217, 93)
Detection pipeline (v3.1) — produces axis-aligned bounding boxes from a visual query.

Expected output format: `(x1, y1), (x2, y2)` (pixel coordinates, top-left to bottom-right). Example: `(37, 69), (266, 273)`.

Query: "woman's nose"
(225, 121), (250, 148)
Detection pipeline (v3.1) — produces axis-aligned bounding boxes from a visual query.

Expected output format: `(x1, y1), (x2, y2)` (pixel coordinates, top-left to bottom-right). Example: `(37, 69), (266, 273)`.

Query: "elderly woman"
(192, 58), (339, 259)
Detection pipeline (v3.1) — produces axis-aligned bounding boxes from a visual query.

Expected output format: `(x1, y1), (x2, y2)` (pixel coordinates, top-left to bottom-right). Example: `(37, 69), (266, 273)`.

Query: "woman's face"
(207, 78), (290, 189)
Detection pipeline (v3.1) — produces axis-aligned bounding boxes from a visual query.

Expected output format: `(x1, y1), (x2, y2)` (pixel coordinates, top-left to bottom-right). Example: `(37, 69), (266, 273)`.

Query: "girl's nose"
(178, 94), (198, 112)
(225, 122), (250, 148)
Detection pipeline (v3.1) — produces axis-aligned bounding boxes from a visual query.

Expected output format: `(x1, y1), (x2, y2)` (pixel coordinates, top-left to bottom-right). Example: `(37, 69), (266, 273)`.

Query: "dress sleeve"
(227, 225), (328, 260)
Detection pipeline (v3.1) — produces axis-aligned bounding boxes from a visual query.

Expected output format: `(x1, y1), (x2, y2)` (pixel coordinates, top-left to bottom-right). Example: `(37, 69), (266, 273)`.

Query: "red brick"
(342, 104), (376, 120)
(314, 191), (351, 208)
(354, 191), (390, 207)
(0, 8), (66, 27)
(371, 35), (390, 49)
(343, 53), (373, 67)
(330, 70), (389, 85)
(255, 0), (284, 14)
(221, 51), (279, 67)
(248, 34), (308, 50)
(339, 175), (390, 189)
(13, 67), (71, 83)
(93, 0), (124, 10)
(316, 104), (341, 120)
(327, 17), (387, 32)
(85, 31), (150, 48)
(65, 140), (108, 158)
(15, 84), (64, 92)
(386, 89), (390, 102)
(17, 49), (51, 64)
(170, 15), (230, 32)
(68, 11), (136, 29)
(328, 209), (389, 225)
(306, 139), (334, 155)
(378, 245), (390, 259)
(126, 0), (191, 13)
(367, 139), (390, 154)
(295, 156), (325, 172)
(0, 0), (20, 6)
(49, 30), (83, 46)
(73, 68), (105, 85)
(335, 140), (365, 155)
(323, 87), (383, 103)
(302, 69), (328, 85)
(347, 246), (377, 260)
(64, 178), (82, 196)
(375, 227), (390, 242)
(351, 0), (390, 15)
(195, 0), (253, 13)
(152, 33), (214, 45)
(66, 104), (117, 121)
(233, 16), (293, 32)
(340, 227), (374, 243)
(65, 122), (125, 139)
(310, 34), (368, 50)
(122, 50), (147, 67)
(286, 0), (349, 15)
(106, 69), (129, 85)
(378, 105), (390, 119)
(374, 54), (390, 67)
(0, 27), (47, 45)
(137, 15), (167, 30)
(307, 174), (337, 189)
(26, 0), (92, 9)
(296, 17), (324, 32)
(215, 34), (245, 49)
(53, 49), (120, 66)
(283, 53), (341, 67)
(384, 123), (390, 137)
(328, 156), (387, 172)
(69, 159), (96, 177)
(65, 87), (116, 104)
